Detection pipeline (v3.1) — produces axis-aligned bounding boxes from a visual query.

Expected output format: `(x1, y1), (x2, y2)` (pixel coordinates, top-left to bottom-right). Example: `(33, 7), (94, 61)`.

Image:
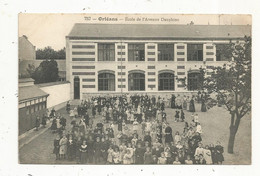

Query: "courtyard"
(19, 101), (251, 165)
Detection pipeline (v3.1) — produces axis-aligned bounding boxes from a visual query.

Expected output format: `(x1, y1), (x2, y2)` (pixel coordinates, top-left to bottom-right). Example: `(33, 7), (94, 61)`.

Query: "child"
(157, 152), (167, 164)
(130, 112), (135, 124)
(173, 156), (181, 164)
(126, 143), (134, 164)
(194, 113), (199, 124)
(145, 120), (152, 132)
(204, 145), (213, 164)
(131, 134), (138, 146)
(150, 129), (157, 143)
(59, 135), (68, 160)
(185, 155), (193, 164)
(195, 142), (204, 157)
(123, 149), (132, 164)
(174, 131), (182, 145)
(107, 145), (114, 164)
(198, 154), (206, 164)
(180, 110), (185, 122)
(144, 147), (153, 164)
(113, 146), (120, 164)
(176, 141), (183, 151)
(141, 120), (146, 135)
(132, 119), (139, 132)
(196, 122), (202, 134)
(174, 111), (180, 122)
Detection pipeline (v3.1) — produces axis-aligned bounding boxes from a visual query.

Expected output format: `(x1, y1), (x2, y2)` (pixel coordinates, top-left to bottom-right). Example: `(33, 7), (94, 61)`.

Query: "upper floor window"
(128, 44), (145, 61)
(158, 44), (174, 61)
(187, 44), (203, 61)
(98, 43), (115, 61)
(216, 44), (231, 61)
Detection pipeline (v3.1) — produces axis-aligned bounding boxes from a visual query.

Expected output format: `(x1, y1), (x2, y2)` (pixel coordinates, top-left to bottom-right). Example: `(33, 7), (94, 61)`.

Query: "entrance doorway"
(74, 76), (80, 99)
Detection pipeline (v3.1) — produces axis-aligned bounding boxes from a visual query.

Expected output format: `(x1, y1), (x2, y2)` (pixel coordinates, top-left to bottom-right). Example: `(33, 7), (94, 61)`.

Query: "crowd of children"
(50, 94), (224, 165)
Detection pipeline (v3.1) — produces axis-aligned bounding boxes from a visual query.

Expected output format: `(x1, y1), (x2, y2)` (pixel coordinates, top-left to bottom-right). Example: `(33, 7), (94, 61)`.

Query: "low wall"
(38, 81), (70, 109)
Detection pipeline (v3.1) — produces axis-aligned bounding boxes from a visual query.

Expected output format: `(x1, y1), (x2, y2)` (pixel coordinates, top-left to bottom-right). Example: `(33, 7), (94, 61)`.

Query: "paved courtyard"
(19, 102), (251, 164)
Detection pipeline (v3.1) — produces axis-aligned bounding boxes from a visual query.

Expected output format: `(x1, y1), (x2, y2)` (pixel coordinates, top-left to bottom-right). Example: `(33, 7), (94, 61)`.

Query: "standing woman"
(41, 114), (47, 128)
(189, 97), (196, 112)
(35, 116), (40, 131)
(201, 96), (207, 112)
(215, 141), (224, 164)
(204, 145), (213, 164)
(92, 105), (96, 119)
(164, 123), (173, 144)
(53, 135), (60, 160)
(117, 116), (123, 132)
(171, 94), (176, 109)
(59, 135), (68, 160)
(186, 96), (190, 112)
(182, 95), (187, 110)
(51, 117), (57, 133)
(67, 135), (76, 161)
(79, 140), (88, 164)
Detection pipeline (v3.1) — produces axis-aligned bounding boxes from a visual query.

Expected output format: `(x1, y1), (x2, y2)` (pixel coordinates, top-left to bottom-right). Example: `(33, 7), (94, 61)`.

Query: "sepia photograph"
(18, 14), (251, 165)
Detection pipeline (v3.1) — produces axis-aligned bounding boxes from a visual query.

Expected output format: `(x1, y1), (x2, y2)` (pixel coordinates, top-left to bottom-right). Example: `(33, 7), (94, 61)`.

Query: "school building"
(65, 24), (251, 99)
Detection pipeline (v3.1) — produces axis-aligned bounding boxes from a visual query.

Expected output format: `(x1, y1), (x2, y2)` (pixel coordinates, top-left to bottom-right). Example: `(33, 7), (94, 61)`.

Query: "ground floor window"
(98, 73), (115, 91)
(128, 73), (145, 91)
(158, 72), (175, 90)
(187, 72), (203, 91)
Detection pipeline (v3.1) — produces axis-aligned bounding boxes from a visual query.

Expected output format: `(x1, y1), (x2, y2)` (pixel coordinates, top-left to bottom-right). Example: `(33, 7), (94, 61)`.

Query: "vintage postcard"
(18, 14), (251, 165)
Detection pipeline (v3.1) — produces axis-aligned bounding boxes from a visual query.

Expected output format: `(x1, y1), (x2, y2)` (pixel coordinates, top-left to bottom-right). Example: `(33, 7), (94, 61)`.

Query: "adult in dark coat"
(171, 94), (176, 109)
(189, 98), (196, 112)
(135, 143), (145, 164)
(53, 136), (60, 160)
(35, 116), (40, 131)
(201, 98), (207, 112)
(84, 114), (89, 126)
(41, 114), (47, 127)
(97, 102), (102, 115)
(117, 116), (123, 132)
(87, 136), (94, 164)
(215, 142), (224, 164)
(67, 136), (76, 160)
(165, 124), (173, 144)
(92, 106), (96, 118)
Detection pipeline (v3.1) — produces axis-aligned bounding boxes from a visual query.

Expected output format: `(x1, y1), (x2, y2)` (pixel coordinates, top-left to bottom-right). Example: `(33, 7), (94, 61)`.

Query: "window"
(216, 44), (230, 61)
(128, 73), (145, 91)
(98, 73), (115, 91)
(187, 72), (203, 91)
(158, 73), (175, 91)
(187, 44), (203, 61)
(98, 44), (115, 61)
(158, 44), (174, 61)
(128, 44), (145, 61)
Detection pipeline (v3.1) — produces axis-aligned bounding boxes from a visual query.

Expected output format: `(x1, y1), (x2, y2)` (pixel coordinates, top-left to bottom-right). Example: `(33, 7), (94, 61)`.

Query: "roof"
(67, 24), (251, 40)
(19, 85), (49, 102)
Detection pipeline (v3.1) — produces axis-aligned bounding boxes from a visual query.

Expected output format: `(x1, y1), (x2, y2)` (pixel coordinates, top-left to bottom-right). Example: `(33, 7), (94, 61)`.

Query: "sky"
(18, 14), (252, 50)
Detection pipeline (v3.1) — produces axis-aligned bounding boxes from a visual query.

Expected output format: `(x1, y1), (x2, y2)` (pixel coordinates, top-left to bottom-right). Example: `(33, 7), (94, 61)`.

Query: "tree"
(203, 36), (251, 154)
(30, 59), (59, 84)
(36, 46), (65, 60)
